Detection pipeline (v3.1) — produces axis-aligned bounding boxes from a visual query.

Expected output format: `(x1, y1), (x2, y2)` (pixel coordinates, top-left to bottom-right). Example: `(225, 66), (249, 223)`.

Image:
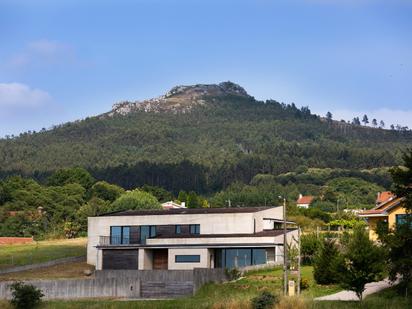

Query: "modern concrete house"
(87, 206), (297, 270)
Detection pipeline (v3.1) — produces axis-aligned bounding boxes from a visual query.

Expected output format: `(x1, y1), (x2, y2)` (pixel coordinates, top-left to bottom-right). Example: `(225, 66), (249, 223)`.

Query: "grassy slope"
(0, 261), (93, 281)
(0, 238), (87, 269)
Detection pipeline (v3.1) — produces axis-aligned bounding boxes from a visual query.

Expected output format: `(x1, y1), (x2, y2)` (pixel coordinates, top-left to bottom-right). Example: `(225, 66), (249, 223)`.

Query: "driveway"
(314, 278), (396, 301)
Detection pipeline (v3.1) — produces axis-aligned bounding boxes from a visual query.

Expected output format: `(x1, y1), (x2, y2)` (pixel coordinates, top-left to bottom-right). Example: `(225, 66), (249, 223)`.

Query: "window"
(214, 248), (267, 268)
(189, 224), (200, 234)
(175, 255), (201, 263)
(140, 225), (156, 244)
(110, 226), (130, 245)
(396, 214), (412, 226)
(175, 225), (181, 234)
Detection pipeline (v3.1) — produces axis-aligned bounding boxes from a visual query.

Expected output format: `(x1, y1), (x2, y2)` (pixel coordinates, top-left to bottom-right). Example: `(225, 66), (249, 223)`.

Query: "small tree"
(9, 281), (44, 309)
(326, 111), (333, 123)
(362, 114), (369, 126)
(111, 190), (161, 212)
(335, 226), (385, 301)
(379, 120), (385, 129)
(313, 239), (339, 284)
(372, 119), (378, 127)
(301, 233), (321, 265)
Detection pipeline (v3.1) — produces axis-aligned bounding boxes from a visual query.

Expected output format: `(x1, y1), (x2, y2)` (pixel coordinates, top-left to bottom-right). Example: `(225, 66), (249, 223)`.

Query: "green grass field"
(0, 238), (87, 269)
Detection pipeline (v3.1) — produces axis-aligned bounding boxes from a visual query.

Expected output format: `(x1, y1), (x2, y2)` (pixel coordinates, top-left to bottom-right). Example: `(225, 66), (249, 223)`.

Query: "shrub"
(300, 278), (310, 290)
(9, 281), (44, 309)
(225, 268), (241, 280)
(313, 239), (339, 285)
(300, 233), (321, 265)
(251, 291), (279, 309)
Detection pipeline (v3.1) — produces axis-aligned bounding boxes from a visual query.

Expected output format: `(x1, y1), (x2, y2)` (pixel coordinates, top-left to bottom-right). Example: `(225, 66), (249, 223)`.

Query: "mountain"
(108, 81), (251, 115)
(0, 82), (411, 193)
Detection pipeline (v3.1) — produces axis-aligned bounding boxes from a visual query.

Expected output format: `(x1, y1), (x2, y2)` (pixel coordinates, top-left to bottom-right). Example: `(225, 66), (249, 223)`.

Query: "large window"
(175, 255), (201, 263)
(110, 226), (130, 245)
(175, 225), (181, 234)
(140, 225), (156, 244)
(189, 224), (200, 235)
(214, 248), (267, 268)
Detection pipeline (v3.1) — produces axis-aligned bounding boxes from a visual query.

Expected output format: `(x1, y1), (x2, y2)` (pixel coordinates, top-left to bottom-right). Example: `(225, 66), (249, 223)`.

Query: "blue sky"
(0, 0), (411, 136)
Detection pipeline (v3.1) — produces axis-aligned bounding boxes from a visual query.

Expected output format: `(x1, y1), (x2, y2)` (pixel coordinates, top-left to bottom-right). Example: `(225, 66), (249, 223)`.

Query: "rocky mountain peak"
(108, 81), (251, 116)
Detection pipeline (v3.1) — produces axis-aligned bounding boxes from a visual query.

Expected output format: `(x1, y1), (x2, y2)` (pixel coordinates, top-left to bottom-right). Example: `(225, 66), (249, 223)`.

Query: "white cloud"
(316, 108), (412, 129)
(7, 39), (73, 68)
(0, 83), (52, 107)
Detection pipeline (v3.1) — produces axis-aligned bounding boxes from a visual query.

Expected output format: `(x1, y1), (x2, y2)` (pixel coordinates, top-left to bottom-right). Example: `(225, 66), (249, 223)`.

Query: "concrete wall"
(168, 248), (210, 270)
(0, 278), (140, 300)
(95, 269), (194, 281)
(193, 268), (228, 292)
(0, 268), (232, 300)
(253, 207), (284, 232)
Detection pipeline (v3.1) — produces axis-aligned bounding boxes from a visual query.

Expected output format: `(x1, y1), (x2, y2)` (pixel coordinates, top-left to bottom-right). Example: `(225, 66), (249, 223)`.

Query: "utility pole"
(281, 196), (288, 296)
(297, 226), (301, 296)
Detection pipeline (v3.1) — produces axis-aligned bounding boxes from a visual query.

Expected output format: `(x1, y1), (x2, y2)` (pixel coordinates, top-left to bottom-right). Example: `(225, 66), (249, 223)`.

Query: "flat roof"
(98, 206), (276, 217)
(151, 229), (296, 239)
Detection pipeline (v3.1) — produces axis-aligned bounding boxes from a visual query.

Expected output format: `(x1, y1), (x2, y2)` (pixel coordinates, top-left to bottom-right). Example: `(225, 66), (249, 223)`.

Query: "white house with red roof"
(296, 194), (314, 209)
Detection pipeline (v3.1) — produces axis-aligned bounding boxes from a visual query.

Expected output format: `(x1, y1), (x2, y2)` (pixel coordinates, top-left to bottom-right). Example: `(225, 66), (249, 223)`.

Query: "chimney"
(299, 193), (303, 199)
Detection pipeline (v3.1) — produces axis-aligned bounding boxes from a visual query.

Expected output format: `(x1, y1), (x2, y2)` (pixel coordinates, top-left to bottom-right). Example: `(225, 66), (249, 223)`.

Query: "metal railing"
(99, 236), (140, 246)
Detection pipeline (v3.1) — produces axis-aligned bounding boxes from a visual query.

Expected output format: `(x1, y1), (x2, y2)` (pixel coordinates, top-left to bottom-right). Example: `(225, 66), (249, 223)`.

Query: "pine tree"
(313, 239), (339, 284)
(326, 112), (333, 123)
(362, 114), (369, 126)
(372, 119), (378, 127)
(379, 120), (385, 129)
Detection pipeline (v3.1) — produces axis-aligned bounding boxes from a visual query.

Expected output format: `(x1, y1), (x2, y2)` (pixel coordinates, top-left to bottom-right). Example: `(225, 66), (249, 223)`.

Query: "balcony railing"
(99, 236), (140, 246)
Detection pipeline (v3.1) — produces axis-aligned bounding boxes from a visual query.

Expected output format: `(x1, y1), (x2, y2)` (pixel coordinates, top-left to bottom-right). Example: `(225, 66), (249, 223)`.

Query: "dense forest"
(1, 84), (410, 237)
(0, 91), (411, 194)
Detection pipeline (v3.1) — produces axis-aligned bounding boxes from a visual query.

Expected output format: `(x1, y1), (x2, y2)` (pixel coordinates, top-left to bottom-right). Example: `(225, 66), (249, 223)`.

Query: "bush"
(300, 278), (310, 290)
(313, 239), (339, 285)
(251, 291), (279, 309)
(225, 268), (241, 280)
(301, 233), (321, 265)
(9, 281), (44, 309)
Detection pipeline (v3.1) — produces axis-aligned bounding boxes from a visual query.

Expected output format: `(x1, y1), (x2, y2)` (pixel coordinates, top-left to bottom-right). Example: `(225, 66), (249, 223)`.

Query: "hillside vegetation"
(0, 83), (411, 194)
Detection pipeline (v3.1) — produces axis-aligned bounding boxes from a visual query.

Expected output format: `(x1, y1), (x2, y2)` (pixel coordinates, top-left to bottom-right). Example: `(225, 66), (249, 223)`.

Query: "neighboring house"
(358, 196), (408, 241)
(161, 201), (186, 209)
(296, 194), (314, 209)
(87, 206), (297, 270)
(375, 191), (395, 206)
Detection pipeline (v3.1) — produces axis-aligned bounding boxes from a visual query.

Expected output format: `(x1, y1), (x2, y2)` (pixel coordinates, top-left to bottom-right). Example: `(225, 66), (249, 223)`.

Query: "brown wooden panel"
(153, 249), (168, 269)
(102, 249), (138, 270)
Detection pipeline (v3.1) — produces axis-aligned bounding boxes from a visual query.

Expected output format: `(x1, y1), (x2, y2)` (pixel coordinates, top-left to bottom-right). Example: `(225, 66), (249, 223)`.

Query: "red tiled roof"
(297, 196), (314, 205)
(376, 191), (395, 204)
(359, 197), (404, 217)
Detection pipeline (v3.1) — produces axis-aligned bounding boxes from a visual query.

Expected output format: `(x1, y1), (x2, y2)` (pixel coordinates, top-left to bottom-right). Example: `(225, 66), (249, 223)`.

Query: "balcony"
(99, 236), (140, 246)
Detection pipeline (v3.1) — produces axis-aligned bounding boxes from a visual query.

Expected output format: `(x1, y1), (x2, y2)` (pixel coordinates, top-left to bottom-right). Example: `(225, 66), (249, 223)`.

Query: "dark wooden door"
(102, 249), (138, 269)
(153, 249), (168, 269)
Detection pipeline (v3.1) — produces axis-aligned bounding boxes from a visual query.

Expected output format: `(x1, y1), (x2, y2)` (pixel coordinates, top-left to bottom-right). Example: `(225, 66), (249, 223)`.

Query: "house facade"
(358, 196), (408, 241)
(87, 207), (297, 270)
(296, 194), (314, 209)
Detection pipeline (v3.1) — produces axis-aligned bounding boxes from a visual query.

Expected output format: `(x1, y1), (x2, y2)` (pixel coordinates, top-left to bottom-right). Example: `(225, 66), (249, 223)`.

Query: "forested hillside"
(0, 82), (411, 194)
